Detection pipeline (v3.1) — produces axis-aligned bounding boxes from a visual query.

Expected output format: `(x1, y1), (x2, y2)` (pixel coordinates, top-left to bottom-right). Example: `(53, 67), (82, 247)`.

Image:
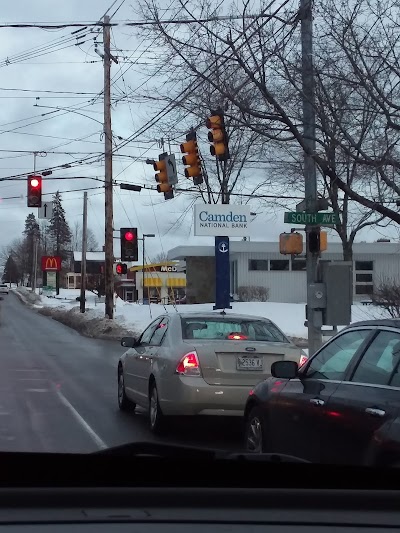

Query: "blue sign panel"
(214, 236), (232, 310)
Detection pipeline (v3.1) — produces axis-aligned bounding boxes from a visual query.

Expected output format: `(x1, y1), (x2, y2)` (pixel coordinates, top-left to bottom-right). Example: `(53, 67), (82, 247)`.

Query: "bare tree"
(71, 221), (99, 252)
(134, 0), (400, 247)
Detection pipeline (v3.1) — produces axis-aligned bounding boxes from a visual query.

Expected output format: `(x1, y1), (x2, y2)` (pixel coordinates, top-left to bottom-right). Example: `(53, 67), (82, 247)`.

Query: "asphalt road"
(0, 293), (243, 454)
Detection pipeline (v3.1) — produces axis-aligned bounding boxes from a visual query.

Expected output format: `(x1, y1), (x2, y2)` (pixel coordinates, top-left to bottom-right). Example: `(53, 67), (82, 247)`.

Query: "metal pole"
(142, 236), (145, 303)
(103, 15), (114, 319)
(301, 0), (322, 355)
(80, 192), (88, 313)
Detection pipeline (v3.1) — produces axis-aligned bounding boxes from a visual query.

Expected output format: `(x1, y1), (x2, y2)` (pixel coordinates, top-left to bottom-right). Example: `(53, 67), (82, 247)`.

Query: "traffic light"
(120, 228), (138, 262)
(180, 130), (203, 185)
(116, 263), (127, 275)
(308, 228), (321, 254)
(27, 175), (42, 207)
(152, 154), (174, 200)
(206, 110), (230, 161)
(308, 228), (328, 254)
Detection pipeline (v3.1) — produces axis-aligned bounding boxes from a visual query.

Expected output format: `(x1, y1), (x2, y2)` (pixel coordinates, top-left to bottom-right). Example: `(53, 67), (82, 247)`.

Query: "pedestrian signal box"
(279, 232), (303, 255)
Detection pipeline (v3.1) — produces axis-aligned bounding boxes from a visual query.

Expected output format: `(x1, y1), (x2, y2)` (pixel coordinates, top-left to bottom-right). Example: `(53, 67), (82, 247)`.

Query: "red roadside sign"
(41, 256), (62, 272)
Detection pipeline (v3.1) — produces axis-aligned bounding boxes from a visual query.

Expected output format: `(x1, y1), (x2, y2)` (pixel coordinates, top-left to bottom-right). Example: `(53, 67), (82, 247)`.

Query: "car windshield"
(2, 0), (400, 473)
(181, 317), (289, 342)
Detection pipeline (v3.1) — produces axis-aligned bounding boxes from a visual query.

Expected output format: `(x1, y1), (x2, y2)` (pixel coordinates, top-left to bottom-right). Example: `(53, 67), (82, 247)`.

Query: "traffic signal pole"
(301, 0), (322, 355)
(103, 15), (114, 319)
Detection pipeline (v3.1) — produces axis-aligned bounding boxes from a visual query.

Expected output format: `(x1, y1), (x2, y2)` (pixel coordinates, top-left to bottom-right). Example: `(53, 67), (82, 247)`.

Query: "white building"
(168, 240), (400, 303)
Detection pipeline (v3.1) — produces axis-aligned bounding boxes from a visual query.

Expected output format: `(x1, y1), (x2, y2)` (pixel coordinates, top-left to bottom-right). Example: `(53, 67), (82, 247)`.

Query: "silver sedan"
(117, 311), (306, 433)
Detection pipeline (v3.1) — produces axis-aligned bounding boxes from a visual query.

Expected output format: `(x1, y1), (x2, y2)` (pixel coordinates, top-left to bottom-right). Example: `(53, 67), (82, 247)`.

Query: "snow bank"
(31, 288), (393, 342)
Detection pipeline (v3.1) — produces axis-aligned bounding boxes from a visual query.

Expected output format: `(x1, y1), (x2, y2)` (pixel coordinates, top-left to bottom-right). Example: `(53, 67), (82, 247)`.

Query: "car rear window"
(181, 317), (289, 342)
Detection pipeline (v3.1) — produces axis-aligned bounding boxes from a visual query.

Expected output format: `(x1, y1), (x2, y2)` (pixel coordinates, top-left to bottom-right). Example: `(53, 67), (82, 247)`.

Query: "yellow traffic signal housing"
(180, 131), (203, 185)
(320, 231), (328, 252)
(151, 155), (174, 200)
(154, 159), (168, 188)
(206, 111), (230, 161)
(279, 232), (303, 255)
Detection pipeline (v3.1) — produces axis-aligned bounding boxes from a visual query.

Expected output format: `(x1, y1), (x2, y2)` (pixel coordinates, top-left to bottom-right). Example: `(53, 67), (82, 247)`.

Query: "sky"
(0, 0), (397, 265)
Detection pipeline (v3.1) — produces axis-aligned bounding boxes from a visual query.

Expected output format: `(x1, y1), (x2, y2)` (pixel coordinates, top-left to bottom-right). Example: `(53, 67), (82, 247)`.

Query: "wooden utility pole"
(103, 15), (114, 319)
(80, 192), (88, 313)
(301, 0), (322, 354)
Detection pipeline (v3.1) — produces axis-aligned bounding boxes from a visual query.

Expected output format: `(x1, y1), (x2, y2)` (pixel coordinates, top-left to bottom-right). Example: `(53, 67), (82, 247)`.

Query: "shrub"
(237, 285), (269, 302)
(372, 278), (400, 318)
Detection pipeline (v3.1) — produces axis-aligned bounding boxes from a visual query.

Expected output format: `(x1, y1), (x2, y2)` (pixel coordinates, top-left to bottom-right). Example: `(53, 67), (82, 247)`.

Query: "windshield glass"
(181, 317), (289, 342)
(2, 0), (400, 471)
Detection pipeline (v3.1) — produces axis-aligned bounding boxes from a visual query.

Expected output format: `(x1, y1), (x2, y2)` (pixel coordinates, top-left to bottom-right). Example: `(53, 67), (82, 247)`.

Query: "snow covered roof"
(73, 251), (105, 262)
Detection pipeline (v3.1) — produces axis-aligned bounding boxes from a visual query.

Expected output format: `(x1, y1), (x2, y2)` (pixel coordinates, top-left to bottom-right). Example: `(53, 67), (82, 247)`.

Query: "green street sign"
(284, 211), (339, 225)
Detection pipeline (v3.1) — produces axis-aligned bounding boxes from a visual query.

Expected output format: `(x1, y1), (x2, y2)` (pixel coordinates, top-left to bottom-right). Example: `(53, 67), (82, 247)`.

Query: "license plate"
(236, 356), (263, 371)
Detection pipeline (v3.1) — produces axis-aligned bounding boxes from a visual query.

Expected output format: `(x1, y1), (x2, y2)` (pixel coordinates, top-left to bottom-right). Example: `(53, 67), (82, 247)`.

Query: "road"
(0, 293), (243, 454)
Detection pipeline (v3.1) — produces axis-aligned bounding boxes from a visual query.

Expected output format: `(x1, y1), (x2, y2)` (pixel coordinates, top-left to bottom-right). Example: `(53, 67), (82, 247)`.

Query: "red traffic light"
(124, 231), (134, 242)
(116, 263), (123, 274)
(27, 175), (42, 207)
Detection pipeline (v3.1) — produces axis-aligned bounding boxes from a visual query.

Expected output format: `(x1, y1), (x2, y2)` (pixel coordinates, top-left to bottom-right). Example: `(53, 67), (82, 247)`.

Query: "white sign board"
(38, 201), (54, 220)
(194, 204), (252, 237)
(46, 272), (56, 289)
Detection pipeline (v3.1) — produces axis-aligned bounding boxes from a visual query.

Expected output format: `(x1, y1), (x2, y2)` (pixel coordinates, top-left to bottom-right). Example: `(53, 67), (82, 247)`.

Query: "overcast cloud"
(0, 1), (395, 264)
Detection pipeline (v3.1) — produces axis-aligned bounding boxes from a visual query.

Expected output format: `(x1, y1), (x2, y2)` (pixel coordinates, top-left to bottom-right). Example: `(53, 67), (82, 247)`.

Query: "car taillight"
(299, 354), (308, 367)
(176, 351), (201, 376)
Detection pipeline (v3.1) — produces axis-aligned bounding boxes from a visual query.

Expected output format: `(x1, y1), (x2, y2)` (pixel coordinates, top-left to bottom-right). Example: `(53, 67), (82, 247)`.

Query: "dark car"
(243, 319), (400, 467)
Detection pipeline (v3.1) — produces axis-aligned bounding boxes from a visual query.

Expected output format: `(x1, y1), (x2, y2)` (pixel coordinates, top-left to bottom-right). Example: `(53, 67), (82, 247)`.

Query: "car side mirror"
(271, 360), (298, 379)
(121, 336), (138, 348)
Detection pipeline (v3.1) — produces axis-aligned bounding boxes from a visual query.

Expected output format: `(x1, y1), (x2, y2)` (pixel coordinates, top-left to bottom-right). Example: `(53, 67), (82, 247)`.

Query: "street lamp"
(141, 234), (155, 303)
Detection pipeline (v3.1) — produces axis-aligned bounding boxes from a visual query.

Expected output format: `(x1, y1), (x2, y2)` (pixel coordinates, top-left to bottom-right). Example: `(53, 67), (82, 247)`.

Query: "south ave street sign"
(284, 212), (340, 225)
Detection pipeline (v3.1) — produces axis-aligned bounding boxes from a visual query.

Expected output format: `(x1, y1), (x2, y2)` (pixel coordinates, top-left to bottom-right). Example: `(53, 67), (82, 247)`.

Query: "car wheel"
(149, 382), (165, 434)
(118, 368), (136, 411)
(245, 406), (267, 453)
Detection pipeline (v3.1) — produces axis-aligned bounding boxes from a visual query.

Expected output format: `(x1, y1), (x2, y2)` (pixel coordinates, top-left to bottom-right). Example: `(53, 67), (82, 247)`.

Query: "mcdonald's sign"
(41, 256), (62, 272)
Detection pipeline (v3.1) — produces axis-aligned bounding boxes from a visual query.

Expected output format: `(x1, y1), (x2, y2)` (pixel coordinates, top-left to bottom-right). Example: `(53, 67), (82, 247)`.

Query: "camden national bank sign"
(194, 204), (251, 237)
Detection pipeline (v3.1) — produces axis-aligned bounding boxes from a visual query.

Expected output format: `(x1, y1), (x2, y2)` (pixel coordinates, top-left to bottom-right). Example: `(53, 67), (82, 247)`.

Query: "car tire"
(245, 406), (267, 453)
(149, 382), (165, 434)
(118, 368), (136, 411)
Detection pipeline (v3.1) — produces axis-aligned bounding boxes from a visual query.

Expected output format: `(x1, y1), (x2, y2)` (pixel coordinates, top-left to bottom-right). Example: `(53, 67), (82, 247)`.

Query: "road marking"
(26, 389), (49, 392)
(55, 389), (108, 450)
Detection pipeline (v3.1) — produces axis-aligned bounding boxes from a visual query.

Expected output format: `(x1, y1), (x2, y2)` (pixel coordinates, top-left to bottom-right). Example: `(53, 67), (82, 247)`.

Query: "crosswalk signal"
(27, 175), (42, 207)
(308, 228), (321, 254)
(120, 228), (138, 262)
(206, 110), (230, 161)
(152, 154), (174, 200)
(180, 130), (203, 185)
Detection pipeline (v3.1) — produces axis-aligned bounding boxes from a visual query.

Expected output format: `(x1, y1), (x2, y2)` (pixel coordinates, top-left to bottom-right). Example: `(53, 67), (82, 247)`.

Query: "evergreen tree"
(48, 191), (72, 293)
(23, 213), (40, 287)
(2, 255), (19, 284)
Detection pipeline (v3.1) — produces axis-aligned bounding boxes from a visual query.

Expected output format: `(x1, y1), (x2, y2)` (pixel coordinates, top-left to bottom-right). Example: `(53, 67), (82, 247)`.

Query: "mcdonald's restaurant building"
(129, 261), (186, 304)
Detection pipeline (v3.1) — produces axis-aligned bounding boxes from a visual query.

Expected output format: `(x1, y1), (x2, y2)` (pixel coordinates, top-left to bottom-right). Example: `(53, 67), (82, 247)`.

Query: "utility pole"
(301, 0), (322, 355)
(80, 192), (88, 313)
(32, 233), (38, 293)
(103, 15), (116, 319)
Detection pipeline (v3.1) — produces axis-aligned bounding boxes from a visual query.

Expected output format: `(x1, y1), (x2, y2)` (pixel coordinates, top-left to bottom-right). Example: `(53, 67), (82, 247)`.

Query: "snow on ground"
(31, 288), (392, 340)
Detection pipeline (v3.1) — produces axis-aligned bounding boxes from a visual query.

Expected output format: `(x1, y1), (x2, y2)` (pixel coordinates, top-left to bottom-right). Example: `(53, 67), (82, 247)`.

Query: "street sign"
(38, 201), (53, 220)
(284, 212), (339, 225)
(165, 154), (178, 185)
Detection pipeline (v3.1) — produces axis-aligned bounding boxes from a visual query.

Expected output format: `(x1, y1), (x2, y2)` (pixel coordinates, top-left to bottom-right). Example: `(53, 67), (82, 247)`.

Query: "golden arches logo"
(45, 257), (58, 270)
